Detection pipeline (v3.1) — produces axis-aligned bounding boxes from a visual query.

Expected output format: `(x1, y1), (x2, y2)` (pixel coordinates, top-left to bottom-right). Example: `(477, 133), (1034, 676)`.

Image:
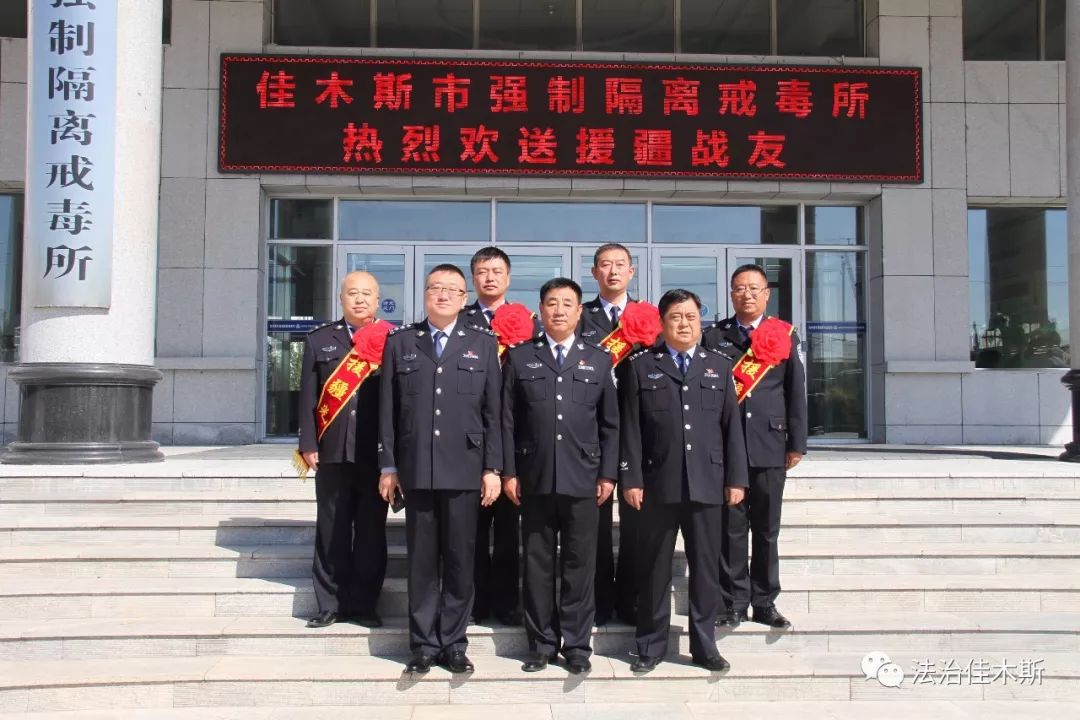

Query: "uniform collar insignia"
(335, 324), (344, 329)
(457, 330), (466, 336)
(577, 343), (584, 350)
(417, 330), (426, 336)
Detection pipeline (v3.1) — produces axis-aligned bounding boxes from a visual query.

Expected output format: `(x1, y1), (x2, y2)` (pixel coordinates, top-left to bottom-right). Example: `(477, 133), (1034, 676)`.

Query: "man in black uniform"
(703, 263), (807, 630)
(620, 289), (748, 673)
(378, 264), (503, 675)
(460, 246), (538, 627)
(298, 271), (388, 629)
(578, 243), (642, 626)
(502, 278), (619, 675)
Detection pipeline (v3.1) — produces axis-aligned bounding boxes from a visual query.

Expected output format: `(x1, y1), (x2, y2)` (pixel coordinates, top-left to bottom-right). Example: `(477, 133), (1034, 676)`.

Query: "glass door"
(725, 248), (804, 328)
(649, 247), (725, 322)
(336, 245), (414, 326)
(414, 245), (571, 319)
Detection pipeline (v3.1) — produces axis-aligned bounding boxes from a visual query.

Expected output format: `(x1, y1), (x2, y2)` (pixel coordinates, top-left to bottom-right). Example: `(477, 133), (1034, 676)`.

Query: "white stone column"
(4, 0), (164, 463)
(1063, 0), (1080, 459)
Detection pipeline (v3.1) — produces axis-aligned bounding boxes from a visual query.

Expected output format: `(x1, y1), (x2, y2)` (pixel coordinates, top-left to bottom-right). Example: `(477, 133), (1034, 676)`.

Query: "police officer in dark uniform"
(378, 263), (503, 675)
(502, 278), (619, 675)
(620, 289), (748, 673)
(578, 243), (642, 626)
(460, 246), (540, 627)
(299, 271), (388, 629)
(703, 263), (807, 630)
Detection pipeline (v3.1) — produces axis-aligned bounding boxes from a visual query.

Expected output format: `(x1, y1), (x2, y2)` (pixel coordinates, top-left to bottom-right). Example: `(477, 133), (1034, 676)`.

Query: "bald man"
(299, 271), (389, 629)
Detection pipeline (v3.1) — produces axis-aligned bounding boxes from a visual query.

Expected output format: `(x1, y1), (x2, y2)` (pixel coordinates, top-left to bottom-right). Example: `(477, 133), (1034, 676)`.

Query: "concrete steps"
(0, 652), (1077, 712)
(5, 510), (1080, 545)
(1, 451), (1078, 712)
(1, 612), (1078, 662)
(3, 573), (1077, 621)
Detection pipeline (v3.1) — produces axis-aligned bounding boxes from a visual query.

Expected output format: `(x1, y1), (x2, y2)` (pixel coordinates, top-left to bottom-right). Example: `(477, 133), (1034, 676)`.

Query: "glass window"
(653, 205), (797, 244)
(806, 251), (866, 438)
(503, 254), (568, 308)
(265, 245), (334, 437)
(0, 1), (26, 39)
(681, 0), (770, 55)
(0, 194), (23, 363)
(497, 203), (646, 244)
(777, 0), (862, 57)
(479, 0), (576, 51)
(807, 206), (864, 246)
(963, 0), (1038, 60)
(578, 253), (643, 301)
(270, 199), (333, 240)
(969, 208), (1069, 369)
(344, 251), (409, 325)
(340, 201), (490, 242)
(658, 255), (719, 321)
(582, 0), (674, 53)
(274, 0), (371, 47)
(730, 254), (796, 323)
(1046, 0), (1064, 60)
(377, 0), (473, 49)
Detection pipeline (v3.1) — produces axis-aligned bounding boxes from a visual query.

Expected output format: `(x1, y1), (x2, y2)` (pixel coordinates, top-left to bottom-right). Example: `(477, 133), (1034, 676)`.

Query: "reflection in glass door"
(265, 245), (334, 437)
(573, 247), (647, 302)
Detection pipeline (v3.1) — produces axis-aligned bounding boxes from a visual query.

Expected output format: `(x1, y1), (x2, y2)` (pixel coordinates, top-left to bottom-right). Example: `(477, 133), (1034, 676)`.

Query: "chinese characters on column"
(221, 56), (918, 181)
(28, 0), (118, 306)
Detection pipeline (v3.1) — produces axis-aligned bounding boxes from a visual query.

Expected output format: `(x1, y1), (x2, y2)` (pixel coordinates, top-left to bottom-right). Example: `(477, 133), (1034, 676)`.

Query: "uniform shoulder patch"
(628, 348), (649, 362)
(307, 320), (338, 335)
(388, 322), (416, 336)
(466, 324), (497, 337)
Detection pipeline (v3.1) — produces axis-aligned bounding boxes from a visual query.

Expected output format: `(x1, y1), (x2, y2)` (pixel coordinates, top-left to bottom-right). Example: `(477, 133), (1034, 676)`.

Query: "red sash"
(599, 326), (636, 366)
(731, 324), (795, 404)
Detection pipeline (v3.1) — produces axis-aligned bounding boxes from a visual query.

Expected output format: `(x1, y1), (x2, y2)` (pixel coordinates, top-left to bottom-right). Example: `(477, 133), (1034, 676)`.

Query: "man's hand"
(503, 476), (521, 506)
(302, 451), (319, 472)
(623, 487), (644, 510)
(481, 471), (502, 507)
(378, 472), (399, 503)
(785, 451), (803, 471)
(596, 479), (615, 506)
(725, 487), (746, 506)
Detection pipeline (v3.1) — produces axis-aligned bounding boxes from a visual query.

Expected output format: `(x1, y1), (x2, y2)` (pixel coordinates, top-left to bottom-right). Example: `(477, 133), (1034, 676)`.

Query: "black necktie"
(610, 305), (620, 327)
(555, 343), (565, 369)
(678, 352), (689, 375)
(433, 331), (445, 358)
(484, 309), (494, 324)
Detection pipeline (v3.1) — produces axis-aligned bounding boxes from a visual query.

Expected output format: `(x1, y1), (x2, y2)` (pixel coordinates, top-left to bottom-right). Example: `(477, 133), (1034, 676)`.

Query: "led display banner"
(220, 54), (922, 183)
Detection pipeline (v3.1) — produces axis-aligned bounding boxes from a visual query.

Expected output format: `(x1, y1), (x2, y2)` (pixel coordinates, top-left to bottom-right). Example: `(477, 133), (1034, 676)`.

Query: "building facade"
(0, 0), (1071, 450)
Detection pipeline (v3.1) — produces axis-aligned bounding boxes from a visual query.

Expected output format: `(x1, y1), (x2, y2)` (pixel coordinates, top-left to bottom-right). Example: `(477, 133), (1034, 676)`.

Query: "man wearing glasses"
(702, 263), (807, 631)
(378, 264), (503, 675)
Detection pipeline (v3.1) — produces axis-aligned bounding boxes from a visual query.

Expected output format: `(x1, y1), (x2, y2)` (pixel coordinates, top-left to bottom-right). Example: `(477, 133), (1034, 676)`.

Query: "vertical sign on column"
(26, 0), (117, 307)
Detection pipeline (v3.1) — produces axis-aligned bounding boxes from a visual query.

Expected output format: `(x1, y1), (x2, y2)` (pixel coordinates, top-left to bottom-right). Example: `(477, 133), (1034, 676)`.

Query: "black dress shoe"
(440, 650), (475, 674)
(630, 655), (661, 673)
(405, 654), (435, 674)
(521, 652), (557, 672)
(306, 610), (339, 628)
(495, 609), (523, 626)
(716, 608), (749, 628)
(752, 605), (792, 629)
(348, 611), (383, 628)
(692, 654), (731, 672)
(565, 656), (592, 675)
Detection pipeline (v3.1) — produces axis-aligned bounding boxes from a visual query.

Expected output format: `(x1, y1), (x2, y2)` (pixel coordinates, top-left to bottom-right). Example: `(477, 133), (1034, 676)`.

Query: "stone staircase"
(0, 449), (1079, 716)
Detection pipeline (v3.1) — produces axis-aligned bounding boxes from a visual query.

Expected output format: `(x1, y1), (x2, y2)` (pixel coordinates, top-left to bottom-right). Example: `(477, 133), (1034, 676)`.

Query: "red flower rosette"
(619, 301), (662, 347)
(353, 319), (392, 365)
(491, 303), (536, 355)
(749, 317), (793, 365)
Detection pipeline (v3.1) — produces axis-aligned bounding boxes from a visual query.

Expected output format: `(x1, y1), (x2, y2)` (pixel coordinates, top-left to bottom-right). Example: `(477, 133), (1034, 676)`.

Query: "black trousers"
(595, 493), (640, 622)
(312, 462), (388, 615)
(473, 493), (520, 617)
(636, 500), (723, 661)
(406, 489), (480, 655)
(522, 493), (598, 659)
(722, 466), (786, 612)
